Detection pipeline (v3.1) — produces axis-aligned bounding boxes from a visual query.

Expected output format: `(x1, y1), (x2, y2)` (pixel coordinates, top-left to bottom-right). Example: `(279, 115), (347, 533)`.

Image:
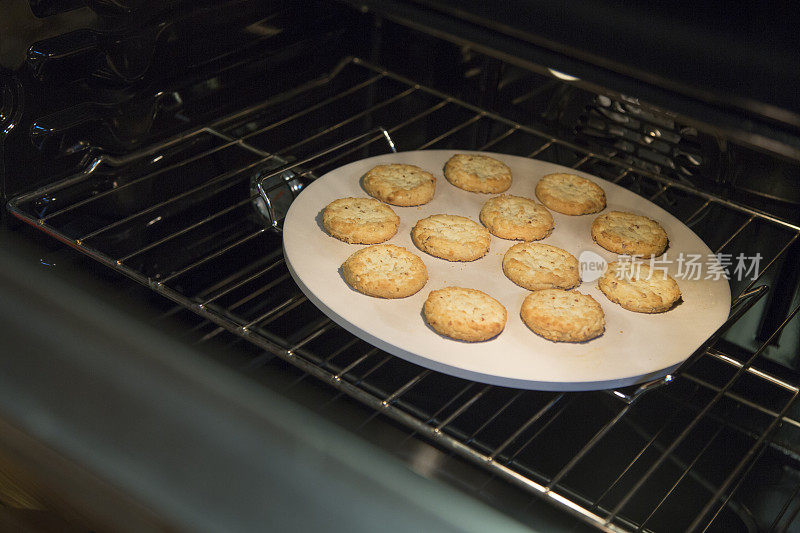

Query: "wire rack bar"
(302, 100), (453, 176)
(289, 319), (335, 352)
(503, 398), (574, 467)
(743, 231), (800, 293)
(318, 337), (362, 368)
(490, 395), (564, 460)
(352, 355), (393, 386)
(527, 140), (554, 158)
(334, 348), (380, 380)
(424, 383), (477, 427)
(572, 154), (593, 169)
(683, 200), (711, 225)
(274, 87), (416, 156)
(78, 156), (278, 245)
(612, 169), (632, 183)
(606, 400), (759, 531)
(689, 387), (800, 531)
(478, 126), (519, 151)
(547, 404), (634, 491)
(204, 272), (293, 336)
(681, 372), (800, 429)
(417, 113), (485, 149)
(244, 293), (307, 330)
(237, 73), (386, 142)
(705, 350), (799, 393)
(731, 285), (769, 308)
(769, 481), (800, 531)
(465, 390), (523, 444)
(647, 184), (669, 201)
(779, 496), (800, 532)
(159, 228), (266, 284)
(637, 423), (726, 531)
(119, 197), (255, 263)
(606, 300), (800, 524)
(193, 249), (283, 301)
(353, 58), (800, 233)
(203, 127), (272, 157)
(589, 400), (694, 513)
(669, 284), (768, 379)
(200, 256), (286, 306)
(435, 384), (492, 431)
(384, 370), (432, 406)
(700, 444), (770, 533)
(714, 215), (755, 254)
(39, 136), (252, 224)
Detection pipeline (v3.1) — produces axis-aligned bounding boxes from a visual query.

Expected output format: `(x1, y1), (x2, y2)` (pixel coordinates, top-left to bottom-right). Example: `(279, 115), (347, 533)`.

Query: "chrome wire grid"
(8, 57), (800, 532)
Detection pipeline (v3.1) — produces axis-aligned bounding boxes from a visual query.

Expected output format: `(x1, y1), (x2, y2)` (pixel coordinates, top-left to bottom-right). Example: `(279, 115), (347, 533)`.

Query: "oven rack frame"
(8, 56), (800, 532)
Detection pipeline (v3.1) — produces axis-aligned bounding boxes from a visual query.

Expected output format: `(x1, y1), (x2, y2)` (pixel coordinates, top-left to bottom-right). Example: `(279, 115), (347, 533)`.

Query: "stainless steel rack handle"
(256, 126), (397, 228)
(609, 283), (770, 404)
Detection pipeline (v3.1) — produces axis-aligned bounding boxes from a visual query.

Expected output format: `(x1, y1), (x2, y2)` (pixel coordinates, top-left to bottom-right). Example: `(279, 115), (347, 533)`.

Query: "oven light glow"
(547, 68), (580, 82)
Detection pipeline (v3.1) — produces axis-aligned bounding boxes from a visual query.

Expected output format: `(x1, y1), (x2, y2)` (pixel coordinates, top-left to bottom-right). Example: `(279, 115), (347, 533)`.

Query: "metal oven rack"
(8, 57), (800, 532)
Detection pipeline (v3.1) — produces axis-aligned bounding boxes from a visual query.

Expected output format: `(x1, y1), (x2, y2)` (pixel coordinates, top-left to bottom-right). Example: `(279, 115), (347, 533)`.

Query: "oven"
(1, 1), (799, 531)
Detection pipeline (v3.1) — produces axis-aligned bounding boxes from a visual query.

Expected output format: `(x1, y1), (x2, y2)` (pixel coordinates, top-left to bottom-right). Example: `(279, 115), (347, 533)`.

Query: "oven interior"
(3, 2), (800, 532)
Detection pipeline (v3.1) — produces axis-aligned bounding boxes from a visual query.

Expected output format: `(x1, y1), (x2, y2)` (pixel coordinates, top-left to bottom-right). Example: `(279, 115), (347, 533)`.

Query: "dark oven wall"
(3, 1), (800, 533)
(361, 4), (800, 213)
(0, 0), (371, 201)
(3, 0), (799, 213)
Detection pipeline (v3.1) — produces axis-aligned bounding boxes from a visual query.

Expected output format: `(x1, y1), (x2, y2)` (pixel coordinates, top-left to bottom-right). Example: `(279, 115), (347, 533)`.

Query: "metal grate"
(8, 57), (800, 532)
(578, 95), (717, 181)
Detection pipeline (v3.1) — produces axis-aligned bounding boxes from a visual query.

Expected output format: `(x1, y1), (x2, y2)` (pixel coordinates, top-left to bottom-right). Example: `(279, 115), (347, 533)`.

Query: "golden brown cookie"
(423, 287), (507, 342)
(479, 195), (554, 241)
(362, 164), (436, 206)
(322, 197), (400, 244)
(341, 244), (428, 298)
(411, 214), (491, 261)
(502, 243), (580, 291)
(591, 211), (668, 257)
(598, 261), (681, 313)
(520, 289), (605, 343)
(443, 154), (512, 193)
(535, 173), (606, 215)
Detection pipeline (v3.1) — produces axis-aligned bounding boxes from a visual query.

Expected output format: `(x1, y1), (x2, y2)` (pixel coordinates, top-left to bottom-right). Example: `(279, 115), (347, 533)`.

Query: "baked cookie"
(341, 244), (428, 298)
(443, 154), (512, 193)
(362, 164), (436, 206)
(412, 214), (491, 261)
(322, 197), (400, 244)
(423, 287), (507, 342)
(598, 261), (681, 313)
(520, 289), (605, 343)
(535, 173), (606, 215)
(502, 243), (580, 291)
(591, 211), (668, 257)
(479, 195), (554, 241)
